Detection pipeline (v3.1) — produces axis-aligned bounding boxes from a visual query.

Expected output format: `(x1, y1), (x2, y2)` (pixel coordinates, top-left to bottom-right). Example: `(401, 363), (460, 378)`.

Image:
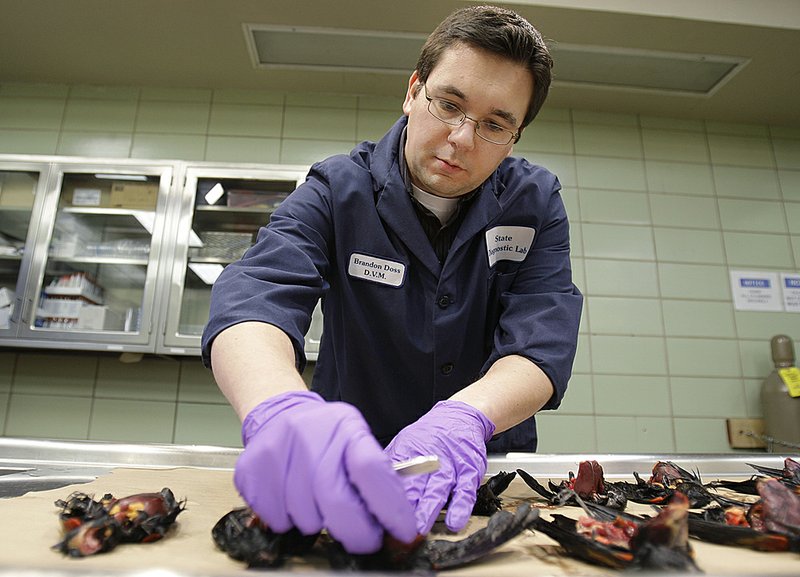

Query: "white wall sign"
(782, 273), (800, 313)
(730, 270), (782, 311)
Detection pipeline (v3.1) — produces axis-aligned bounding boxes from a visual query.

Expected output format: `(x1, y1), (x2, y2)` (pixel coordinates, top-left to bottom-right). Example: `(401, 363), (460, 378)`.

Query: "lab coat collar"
(371, 116), (502, 276)
(373, 117), (441, 276)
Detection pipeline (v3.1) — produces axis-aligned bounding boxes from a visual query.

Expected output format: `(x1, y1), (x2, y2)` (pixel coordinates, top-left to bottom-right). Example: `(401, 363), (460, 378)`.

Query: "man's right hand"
(234, 390), (418, 554)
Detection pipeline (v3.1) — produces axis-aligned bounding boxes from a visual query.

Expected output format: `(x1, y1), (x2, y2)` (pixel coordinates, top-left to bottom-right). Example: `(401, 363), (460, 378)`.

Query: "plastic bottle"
(760, 334), (800, 451)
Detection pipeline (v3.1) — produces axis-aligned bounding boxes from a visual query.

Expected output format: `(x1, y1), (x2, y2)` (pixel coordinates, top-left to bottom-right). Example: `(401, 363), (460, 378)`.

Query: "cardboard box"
(109, 182), (159, 210)
(0, 172), (37, 208)
(63, 182), (111, 207)
(77, 305), (124, 331)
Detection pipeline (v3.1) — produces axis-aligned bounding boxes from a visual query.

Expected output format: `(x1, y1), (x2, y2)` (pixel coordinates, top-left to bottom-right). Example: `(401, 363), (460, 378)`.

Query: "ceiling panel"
(0, 0), (797, 127)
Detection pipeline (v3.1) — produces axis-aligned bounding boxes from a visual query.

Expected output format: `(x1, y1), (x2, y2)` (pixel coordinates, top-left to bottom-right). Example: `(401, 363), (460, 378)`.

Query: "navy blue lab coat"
(202, 116), (583, 452)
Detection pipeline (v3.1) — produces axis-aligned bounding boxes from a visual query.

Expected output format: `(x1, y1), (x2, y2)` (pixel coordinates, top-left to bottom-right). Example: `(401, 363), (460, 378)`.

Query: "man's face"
(402, 43), (533, 198)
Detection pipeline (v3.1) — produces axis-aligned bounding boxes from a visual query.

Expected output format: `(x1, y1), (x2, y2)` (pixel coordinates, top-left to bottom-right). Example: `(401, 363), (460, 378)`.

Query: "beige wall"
(0, 82), (798, 453)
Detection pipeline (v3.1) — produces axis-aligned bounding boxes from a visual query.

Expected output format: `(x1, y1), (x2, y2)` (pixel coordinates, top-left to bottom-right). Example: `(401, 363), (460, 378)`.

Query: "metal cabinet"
(0, 161), (48, 340)
(2, 158), (174, 352)
(157, 163), (322, 359)
(0, 155), (323, 358)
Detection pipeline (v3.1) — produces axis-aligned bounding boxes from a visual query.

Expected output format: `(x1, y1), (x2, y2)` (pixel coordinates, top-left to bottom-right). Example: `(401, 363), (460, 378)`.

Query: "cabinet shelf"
(48, 256), (149, 266)
(61, 207), (154, 217)
(195, 205), (273, 214)
(188, 256), (236, 265)
(191, 209), (269, 232)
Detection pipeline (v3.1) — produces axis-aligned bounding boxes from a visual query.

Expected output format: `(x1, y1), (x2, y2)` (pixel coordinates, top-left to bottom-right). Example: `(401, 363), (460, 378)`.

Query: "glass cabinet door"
(18, 165), (172, 350)
(159, 166), (318, 355)
(0, 164), (46, 339)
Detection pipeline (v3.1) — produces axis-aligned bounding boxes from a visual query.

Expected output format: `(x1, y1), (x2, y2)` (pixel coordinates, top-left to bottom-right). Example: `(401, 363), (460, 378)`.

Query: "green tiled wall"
(0, 82), (798, 453)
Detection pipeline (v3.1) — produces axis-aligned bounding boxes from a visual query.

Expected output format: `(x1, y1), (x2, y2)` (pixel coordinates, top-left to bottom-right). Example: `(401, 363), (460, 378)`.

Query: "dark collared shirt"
(398, 129), (479, 263)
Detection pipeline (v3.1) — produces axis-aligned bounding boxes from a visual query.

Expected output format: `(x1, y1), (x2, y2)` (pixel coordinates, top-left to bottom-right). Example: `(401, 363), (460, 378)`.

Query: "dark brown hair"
(415, 5), (553, 133)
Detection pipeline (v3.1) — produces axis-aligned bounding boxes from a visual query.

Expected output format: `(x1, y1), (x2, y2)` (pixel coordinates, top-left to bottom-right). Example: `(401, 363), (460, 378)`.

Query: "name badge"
(348, 253), (406, 287)
(485, 226), (535, 267)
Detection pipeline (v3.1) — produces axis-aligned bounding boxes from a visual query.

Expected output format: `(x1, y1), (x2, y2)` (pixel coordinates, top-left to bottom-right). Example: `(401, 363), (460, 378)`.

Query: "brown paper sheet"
(0, 467), (797, 575)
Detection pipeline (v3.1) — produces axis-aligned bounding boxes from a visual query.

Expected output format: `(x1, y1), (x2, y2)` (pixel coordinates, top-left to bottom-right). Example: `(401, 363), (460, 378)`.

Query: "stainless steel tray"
(0, 437), (239, 498)
(0, 436), (792, 499)
(0, 437), (796, 577)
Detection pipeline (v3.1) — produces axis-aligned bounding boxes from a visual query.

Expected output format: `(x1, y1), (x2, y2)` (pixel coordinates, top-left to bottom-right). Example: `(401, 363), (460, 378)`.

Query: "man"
(202, 4), (582, 555)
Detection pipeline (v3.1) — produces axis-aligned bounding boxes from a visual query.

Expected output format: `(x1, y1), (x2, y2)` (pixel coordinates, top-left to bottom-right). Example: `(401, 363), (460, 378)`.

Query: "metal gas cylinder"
(760, 334), (800, 451)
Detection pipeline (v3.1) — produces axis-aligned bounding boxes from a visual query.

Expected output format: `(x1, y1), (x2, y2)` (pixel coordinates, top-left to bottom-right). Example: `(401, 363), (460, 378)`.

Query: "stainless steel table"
(0, 437), (796, 577)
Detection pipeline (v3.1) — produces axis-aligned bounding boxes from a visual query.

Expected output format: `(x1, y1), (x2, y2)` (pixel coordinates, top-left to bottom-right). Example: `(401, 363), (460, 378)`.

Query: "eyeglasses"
(422, 85), (520, 146)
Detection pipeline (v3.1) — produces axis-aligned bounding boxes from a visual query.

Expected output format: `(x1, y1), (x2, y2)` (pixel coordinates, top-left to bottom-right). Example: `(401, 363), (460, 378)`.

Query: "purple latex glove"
(384, 400), (495, 534)
(234, 390), (417, 554)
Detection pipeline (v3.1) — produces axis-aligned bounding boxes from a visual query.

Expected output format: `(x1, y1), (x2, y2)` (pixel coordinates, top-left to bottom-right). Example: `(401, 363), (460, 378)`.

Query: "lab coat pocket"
(484, 268), (518, 354)
(486, 268), (517, 318)
(487, 267), (518, 297)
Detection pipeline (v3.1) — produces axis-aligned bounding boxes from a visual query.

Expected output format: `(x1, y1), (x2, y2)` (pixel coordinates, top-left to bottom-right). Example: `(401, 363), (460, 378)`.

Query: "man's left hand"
(384, 400), (495, 534)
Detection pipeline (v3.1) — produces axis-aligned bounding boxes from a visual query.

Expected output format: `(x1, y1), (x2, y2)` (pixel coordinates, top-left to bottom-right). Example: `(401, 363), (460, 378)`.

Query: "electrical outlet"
(726, 418), (766, 449)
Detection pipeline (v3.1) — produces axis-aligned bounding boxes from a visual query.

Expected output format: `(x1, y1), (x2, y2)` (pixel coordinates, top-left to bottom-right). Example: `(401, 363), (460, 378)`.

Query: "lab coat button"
(441, 362), (454, 375)
(437, 295), (451, 308)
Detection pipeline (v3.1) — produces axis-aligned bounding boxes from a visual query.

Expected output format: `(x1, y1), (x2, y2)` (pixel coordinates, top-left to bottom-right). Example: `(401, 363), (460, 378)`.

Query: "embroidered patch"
(485, 226), (535, 267)
(348, 252), (406, 287)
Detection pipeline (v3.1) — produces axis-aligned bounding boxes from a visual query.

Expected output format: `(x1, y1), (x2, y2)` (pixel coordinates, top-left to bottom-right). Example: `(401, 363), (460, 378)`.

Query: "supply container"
(760, 334), (800, 451)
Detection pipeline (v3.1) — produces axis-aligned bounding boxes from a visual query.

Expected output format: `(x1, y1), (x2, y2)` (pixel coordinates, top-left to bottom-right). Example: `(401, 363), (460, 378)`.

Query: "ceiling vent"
(245, 25), (426, 74)
(551, 43), (748, 96)
(244, 25), (748, 96)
